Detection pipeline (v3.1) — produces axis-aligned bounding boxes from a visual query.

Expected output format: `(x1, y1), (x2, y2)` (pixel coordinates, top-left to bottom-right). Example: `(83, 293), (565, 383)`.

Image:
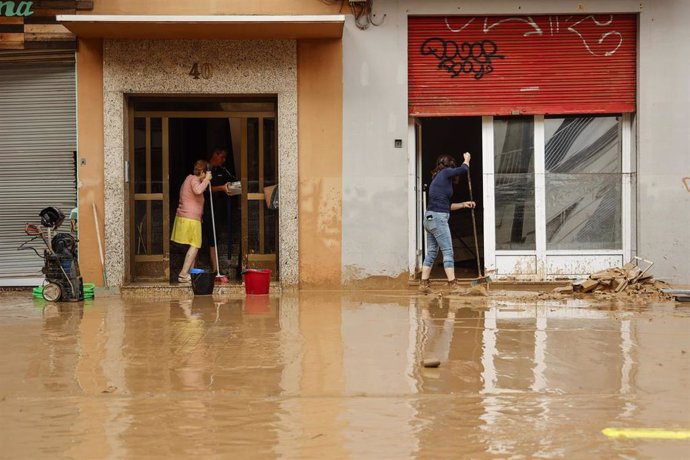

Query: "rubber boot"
(418, 279), (432, 294)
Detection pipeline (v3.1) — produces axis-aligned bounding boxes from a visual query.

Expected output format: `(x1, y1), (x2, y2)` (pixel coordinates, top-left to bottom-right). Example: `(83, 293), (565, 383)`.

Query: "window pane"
(150, 118), (163, 194)
(247, 200), (260, 254)
(545, 116), (622, 250)
(134, 200), (147, 255)
(263, 118), (277, 188)
(134, 118), (146, 194)
(494, 117), (535, 250)
(247, 118), (259, 193)
(134, 200), (164, 255)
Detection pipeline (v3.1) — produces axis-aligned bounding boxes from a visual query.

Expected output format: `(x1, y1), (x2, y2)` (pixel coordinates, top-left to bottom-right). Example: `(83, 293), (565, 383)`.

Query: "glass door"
(129, 116), (169, 281)
(241, 116), (278, 276)
(127, 99), (278, 283)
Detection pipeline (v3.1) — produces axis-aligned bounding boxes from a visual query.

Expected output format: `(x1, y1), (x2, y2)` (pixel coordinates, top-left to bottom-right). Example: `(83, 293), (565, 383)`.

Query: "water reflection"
(0, 293), (687, 458)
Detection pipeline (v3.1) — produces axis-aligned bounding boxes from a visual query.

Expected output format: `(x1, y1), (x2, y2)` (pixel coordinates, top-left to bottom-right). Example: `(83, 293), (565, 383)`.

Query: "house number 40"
(189, 62), (213, 80)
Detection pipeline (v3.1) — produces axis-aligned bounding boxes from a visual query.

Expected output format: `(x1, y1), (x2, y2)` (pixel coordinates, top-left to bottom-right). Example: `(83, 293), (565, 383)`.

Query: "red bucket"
(243, 269), (271, 295)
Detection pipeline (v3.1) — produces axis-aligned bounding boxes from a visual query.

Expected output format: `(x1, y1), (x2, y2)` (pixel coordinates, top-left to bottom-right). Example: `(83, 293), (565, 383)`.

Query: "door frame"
(408, 116), (484, 280)
(127, 107), (278, 283)
(127, 111), (171, 282)
(407, 118), (423, 279)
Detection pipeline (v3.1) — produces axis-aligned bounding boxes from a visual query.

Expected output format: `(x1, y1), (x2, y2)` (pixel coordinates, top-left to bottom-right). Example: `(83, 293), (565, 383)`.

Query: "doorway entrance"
(415, 117), (484, 280)
(128, 97), (278, 284)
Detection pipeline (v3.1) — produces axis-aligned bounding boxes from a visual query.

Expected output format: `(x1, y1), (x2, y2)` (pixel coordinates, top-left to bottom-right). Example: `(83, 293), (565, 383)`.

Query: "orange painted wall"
(74, 34), (343, 287)
(297, 39), (343, 288)
(89, 0), (341, 15)
(76, 39), (105, 287)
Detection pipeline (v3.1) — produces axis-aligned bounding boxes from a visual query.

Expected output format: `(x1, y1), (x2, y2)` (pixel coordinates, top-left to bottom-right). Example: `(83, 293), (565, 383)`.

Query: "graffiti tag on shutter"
(444, 14), (623, 57)
(420, 38), (504, 80)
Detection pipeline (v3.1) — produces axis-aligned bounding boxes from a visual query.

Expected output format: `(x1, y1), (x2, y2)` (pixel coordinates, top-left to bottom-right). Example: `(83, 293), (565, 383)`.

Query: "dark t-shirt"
(203, 166), (236, 226)
(426, 164), (469, 213)
(204, 166), (234, 212)
(211, 166), (234, 189)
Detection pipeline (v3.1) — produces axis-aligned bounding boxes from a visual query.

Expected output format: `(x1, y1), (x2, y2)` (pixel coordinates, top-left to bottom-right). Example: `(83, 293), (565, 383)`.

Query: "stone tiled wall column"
(103, 40), (298, 286)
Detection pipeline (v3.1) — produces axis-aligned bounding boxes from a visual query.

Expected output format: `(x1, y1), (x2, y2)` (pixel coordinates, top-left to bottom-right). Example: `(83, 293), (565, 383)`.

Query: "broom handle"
(207, 173), (221, 277)
(467, 168), (483, 278)
(92, 202), (108, 287)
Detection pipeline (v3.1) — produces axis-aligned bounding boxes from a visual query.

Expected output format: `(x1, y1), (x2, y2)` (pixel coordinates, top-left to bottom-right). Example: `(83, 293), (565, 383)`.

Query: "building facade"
(339, 0), (687, 286)
(0, 0), (93, 286)
(1, 0), (687, 287)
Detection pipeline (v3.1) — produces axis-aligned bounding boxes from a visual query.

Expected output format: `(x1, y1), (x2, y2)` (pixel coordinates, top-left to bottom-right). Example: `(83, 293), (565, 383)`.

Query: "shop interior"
(418, 116), (484, 280)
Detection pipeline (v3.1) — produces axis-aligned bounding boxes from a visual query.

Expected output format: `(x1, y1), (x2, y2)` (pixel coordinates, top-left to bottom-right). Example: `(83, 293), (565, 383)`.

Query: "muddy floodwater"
(0, 290), (688, 459)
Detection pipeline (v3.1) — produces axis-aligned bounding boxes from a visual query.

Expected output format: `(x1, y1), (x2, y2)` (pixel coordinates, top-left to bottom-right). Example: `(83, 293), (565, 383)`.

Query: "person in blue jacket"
(419, 152), (475, 294)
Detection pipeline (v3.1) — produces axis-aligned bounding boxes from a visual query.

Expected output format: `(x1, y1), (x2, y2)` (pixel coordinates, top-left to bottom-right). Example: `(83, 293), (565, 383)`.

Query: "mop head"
(214, 274), (229, 284)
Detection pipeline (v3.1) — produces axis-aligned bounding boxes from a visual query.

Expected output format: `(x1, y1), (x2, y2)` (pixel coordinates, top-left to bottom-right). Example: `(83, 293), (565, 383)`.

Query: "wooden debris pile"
(553, 259), (671, 298)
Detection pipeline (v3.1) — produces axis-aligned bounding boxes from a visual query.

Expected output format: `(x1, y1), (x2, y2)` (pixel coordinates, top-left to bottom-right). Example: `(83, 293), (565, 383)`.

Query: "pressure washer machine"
(20, 207), (84, 302)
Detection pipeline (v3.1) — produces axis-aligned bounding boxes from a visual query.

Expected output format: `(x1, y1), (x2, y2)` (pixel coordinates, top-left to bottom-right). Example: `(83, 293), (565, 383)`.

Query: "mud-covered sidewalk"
(0, 289), (688, 458)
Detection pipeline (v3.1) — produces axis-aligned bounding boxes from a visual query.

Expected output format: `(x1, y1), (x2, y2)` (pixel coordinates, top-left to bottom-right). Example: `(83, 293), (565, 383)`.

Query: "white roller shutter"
(0, 60), (77, 285)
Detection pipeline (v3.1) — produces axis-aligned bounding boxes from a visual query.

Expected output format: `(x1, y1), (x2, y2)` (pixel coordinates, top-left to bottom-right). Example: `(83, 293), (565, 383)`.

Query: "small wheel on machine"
(42, 283), (62, 302)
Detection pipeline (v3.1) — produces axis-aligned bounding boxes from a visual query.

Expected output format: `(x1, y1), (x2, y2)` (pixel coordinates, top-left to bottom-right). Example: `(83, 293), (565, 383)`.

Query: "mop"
(207, 168), (229, 284)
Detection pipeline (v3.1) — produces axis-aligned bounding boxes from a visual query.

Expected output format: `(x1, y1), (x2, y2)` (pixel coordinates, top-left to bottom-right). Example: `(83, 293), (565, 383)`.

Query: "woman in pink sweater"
(171, 160), (212, 283)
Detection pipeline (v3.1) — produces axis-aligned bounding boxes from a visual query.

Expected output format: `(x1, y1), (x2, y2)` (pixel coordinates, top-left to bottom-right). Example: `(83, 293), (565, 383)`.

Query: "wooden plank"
(134, 255), (165, 263)
(24, 16), (60, 25)
(24, 40), (76, 49)
(0, 24), (23, 33)
(0, 17), (23, 25)
(577, 279), (600, 293)
(259, 117), (264, 253)
(34, 0), (79, 9)
(24, 24), (71, 34)
(0, 41), (24, 50)
(133, 111), (276, 119)
(25, 33), (75, 42)
(0, 33), (24, 43)
(241, 117), (248, 268)
(29, 8), (73, 15)
(76, 1), (94, 10)
(162, 117), (170, 277)
(128, 109), (135, 283)
(24, 23), (74, 42)
(134, 193), (164, 200)
(247, 254), (277, 262)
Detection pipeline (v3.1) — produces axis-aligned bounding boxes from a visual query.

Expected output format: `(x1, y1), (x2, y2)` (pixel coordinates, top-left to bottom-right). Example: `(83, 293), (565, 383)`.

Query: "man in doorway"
(202, 147), (240, 275)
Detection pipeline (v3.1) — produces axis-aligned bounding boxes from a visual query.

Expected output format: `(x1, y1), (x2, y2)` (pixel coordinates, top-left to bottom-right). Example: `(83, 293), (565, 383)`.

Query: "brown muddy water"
(0, 290), (688, 459)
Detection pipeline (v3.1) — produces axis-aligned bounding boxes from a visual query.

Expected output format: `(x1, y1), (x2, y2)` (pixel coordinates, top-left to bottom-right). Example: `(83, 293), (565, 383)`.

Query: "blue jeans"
(423, 211), (454, 269)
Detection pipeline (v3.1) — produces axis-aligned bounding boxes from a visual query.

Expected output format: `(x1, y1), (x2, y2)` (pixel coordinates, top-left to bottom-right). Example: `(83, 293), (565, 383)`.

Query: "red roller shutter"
(409, 14), (637, 116)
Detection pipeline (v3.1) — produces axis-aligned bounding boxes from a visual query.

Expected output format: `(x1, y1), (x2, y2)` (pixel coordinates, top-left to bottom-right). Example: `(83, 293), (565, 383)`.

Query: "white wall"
(637, 1), (690, 284)
(342, 9), (410, 282)
(341, 0), (690, 284)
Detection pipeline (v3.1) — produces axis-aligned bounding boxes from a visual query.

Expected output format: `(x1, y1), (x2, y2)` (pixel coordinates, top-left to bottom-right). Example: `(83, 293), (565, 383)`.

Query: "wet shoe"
(418, 279), (432, 294)
(177, 274), (191, 284)
(446, 279), (468, 295)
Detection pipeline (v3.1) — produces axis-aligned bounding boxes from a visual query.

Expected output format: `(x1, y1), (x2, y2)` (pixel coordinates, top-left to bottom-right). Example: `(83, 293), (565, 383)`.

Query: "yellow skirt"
(171, 216), (202, 248)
